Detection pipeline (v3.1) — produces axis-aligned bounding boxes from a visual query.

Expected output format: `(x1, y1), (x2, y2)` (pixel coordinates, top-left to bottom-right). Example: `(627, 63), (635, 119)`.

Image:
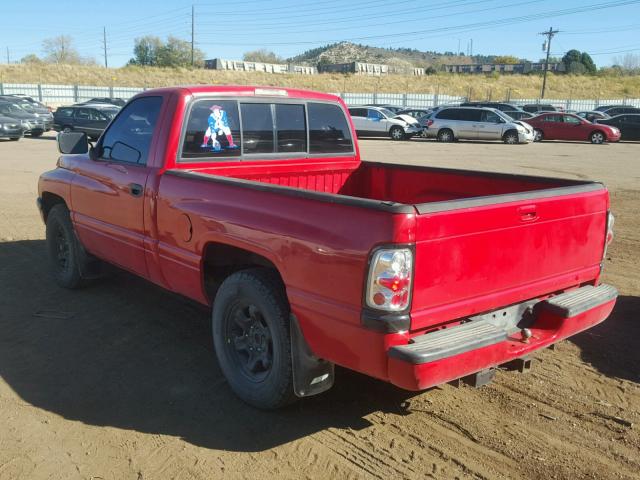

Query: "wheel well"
(40, 192), (67, 222)
(591, 129), (605, 137)
(202, 242), (284, 302)
(503, 129), (518, 138)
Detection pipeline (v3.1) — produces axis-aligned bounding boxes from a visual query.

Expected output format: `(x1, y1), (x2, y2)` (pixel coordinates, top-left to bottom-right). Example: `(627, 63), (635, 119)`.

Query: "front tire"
(45, 204), (84, 289)
(503, 130), (519, 144)
(212, 268), (296, 409)
(389, 125), (405, 141)
(437, 128), (454, 142)
(590, 131), (605, 144)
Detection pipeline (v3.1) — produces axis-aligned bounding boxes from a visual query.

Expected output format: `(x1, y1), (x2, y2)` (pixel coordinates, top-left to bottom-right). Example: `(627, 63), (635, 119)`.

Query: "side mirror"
(57, 131), (88, 154)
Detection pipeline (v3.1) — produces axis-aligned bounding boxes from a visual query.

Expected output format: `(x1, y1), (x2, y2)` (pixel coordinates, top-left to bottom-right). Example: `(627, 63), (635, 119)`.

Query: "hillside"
(1, 63), (639, 99)
(287, 41), (470, 68)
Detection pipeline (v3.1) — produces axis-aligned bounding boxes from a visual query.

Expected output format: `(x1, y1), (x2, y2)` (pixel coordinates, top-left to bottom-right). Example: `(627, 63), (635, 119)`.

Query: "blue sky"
(2, 0), (640, 68)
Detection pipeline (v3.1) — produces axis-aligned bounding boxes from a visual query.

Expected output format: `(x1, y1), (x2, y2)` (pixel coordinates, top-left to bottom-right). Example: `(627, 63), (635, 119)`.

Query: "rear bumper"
(387, 284), (617, 391)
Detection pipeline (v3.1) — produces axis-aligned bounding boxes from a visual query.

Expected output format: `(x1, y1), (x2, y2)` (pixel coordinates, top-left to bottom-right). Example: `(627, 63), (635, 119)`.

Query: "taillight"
(366, 248), (413, 312)
(426, 119), (434, 127)
(603, 211), (615, 260)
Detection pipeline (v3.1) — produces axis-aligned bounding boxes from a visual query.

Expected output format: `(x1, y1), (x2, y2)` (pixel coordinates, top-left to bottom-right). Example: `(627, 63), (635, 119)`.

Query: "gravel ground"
(0, 133), (638, 480)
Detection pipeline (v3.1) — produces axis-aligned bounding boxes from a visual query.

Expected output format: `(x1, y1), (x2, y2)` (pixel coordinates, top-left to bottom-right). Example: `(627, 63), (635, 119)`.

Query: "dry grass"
(1, 63), (639, 99)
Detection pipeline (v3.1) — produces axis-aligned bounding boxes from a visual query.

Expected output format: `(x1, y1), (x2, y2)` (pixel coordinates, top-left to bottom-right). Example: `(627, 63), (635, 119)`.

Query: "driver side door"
(366, 109), (389, 135)
(70, 96), (163, 277)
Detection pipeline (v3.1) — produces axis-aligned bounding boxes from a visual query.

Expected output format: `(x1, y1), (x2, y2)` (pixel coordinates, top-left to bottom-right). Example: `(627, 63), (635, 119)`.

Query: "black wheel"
(389, 125), (405, 141)
(45, 204), (85, 289)
(63, 126), (73, 133)
(590, 130), (605, 144)
(212, 268), (296, 409)
(503, 130), (519, 144)
(437, 128), (454, 142)
(533, 129), (544, 142)
(30, 130), (44, 138)
(9, 137), (20, 141)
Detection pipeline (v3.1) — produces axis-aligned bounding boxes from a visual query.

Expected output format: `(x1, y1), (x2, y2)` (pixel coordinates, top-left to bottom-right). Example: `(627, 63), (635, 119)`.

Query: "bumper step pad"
(389, 284), (617, 365)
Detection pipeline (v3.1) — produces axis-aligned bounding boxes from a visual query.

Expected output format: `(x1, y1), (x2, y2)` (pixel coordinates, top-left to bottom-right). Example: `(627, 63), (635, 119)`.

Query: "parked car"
(576, 111), (610, 123)
(524, 112), (621, 144)
(53, 104), (121, 140)
(76, 97), (127, 107)
(0, 96), (53, 130)
(0, 115), (25, 140)
(363, 104), (404, 114)
(594, 104), (625, 112)
(521, 104), (559, 113)
(39, 85), (617, 409)
(3, 94), (52, 112)
(599, 106), (640, 117)
(503, 110), (534, 121)
(461, 101), (524, 113)
(348, 106), (422, 140)
(0, 101), (46, 136)
(396, 108), (433, 119)
(595, 114), (640, 141)
(424, 106), (534, 144)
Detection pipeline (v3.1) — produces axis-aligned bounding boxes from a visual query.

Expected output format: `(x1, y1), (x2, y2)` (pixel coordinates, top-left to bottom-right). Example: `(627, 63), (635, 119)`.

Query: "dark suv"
(461, 101), (524, 113)
(53, 104), (120, 140)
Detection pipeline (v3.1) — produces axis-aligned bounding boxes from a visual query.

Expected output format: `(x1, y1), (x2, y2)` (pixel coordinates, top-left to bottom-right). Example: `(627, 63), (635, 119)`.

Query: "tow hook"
(520, 327), (533, 343)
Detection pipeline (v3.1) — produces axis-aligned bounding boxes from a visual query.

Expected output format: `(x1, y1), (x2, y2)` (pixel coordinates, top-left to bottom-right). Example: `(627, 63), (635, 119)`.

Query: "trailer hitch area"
(450, 368), (497, 388)
(502, 356), (533, 373)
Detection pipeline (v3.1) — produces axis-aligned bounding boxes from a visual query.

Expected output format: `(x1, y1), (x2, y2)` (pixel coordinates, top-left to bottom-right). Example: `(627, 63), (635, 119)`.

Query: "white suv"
(348, 106), (423, 140)
(424, 107), (534, 144)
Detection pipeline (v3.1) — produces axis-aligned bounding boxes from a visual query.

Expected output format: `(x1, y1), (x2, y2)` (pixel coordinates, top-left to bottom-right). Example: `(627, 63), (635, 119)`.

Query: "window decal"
(202, 105), (238, 152)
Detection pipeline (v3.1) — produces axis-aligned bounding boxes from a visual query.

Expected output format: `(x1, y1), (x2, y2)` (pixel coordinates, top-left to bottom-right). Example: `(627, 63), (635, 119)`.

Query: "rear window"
(182, 100), (241, 159)
(241, 103), (274, 154)
(56, 108), (73, 118)
(308, 102), (353, 154)
(275, 104), (306, 153)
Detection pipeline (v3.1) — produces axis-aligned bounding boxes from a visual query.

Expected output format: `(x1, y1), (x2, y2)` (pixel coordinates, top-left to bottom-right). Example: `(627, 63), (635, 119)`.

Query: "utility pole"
(102, 26), (108, 68)
(539, 27), (559, 99)
(5, 47), (9, 64)
(470, 38), (473, 56)
(191, 5), (195, 67)
(457, 39), (461, 56)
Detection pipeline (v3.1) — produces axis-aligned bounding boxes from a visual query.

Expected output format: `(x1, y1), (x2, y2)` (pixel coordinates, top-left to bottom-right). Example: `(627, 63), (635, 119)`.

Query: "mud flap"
(290, 314), (334, 398)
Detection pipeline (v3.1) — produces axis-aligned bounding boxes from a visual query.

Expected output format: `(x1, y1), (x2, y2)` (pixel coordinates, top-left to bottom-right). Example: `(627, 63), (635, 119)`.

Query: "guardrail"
(1, 82), (639, 111)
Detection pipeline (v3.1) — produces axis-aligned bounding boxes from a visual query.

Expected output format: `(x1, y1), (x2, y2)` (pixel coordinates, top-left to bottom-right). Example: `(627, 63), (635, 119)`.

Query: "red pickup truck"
(38, 86), (617, 409)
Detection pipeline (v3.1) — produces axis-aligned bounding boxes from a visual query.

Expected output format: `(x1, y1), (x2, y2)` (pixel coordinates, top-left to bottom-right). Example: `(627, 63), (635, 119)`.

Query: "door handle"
(518, 205), (538, 222)
(128, 183), (143, 197)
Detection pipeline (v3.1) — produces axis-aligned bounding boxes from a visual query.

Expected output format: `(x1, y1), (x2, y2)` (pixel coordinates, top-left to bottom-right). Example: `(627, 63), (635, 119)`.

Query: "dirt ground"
(0, 133), (638, 480)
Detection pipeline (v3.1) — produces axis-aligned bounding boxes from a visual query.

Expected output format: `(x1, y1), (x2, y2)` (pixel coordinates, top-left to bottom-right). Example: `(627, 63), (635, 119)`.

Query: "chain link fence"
(1, 82), (639, 110)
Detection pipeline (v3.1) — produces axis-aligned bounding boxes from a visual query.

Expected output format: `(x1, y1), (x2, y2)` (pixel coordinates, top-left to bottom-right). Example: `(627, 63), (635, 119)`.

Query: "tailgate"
(410, 184), (609, 331)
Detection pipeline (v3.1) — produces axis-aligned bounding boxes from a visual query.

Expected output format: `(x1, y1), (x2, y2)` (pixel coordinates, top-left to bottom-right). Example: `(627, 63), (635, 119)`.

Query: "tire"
(30, 130), (44, 138)
(9, 137), (20, 141)
(420, 129), (428, 138)
(437, 128), (454, 142)
(212, 268), (296, 409)
(62, 126), (73, 133)
(533, 129), (544, 142)
(503, 130), (519, 144)
(389, 125), (405, 141)
(45, 204), (85, 289)
(590, 131), (605, 144)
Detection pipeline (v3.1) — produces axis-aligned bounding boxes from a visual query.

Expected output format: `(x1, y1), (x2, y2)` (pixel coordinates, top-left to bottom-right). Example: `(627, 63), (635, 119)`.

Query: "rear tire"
(389, 125), (405, 141)
(45, 204), (85, 289)
(212, 268), (296, 410)
(437, 128), (454, 142)
(590, 131), (605, 144)
(30, 130), (44, 138)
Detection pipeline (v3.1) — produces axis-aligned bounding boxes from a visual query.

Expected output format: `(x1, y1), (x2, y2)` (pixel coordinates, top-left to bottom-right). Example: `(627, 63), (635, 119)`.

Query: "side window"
(367, 109), (383, 121)
(564, 115), (581, 124)
(481, 110), (500, 123)
(75, 108), (91, 120)
(544, 115), (560, 123)
(89, 109), (106, 121)
(100, 96), (163, 165)
(241, 103), (274, 154)
(349, 108), (367, 117)
(275, 104), (306, 153)
(56, 108), (73, 118)
(459, 109), (482, 121)
(182, 100), (240, 159)
(436, 109), (459, 120)
(307, 102), (353, 154)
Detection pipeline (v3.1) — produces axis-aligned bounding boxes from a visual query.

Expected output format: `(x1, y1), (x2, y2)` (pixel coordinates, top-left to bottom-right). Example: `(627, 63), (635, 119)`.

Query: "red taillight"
(366, 248), (413, 312)
(426, 119), (434, 127)
(603, 212), (614, 261)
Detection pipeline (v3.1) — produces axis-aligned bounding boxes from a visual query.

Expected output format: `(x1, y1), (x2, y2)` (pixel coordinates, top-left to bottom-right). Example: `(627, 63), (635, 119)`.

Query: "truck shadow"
(569, 294), (640, 384)
(0, 239), (417, 452)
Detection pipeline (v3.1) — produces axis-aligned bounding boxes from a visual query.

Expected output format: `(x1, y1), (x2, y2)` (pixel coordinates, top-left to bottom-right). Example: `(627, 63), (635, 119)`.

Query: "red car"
(38, 86), (617, 409)
(524, 112), (621, 144)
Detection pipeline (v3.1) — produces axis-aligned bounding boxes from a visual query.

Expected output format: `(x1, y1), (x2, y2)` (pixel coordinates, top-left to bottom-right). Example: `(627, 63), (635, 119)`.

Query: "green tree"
(130, 36), (163, 66)
(20, 54), (42, 64)
(243, 49), (283, 63)
(493, 55), (520, 64)
(561, 49), (596, 74)
(580, 52), (597, 74)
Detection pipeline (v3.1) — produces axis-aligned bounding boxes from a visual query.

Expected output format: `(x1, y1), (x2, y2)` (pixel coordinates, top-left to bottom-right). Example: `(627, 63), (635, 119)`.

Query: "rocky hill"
(287, 41), (477, 68)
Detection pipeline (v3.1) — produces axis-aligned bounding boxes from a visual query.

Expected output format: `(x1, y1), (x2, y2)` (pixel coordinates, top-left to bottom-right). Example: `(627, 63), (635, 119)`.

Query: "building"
(317, 62), (391, 76)
(205, 58), (317, 75)
(441, 62), (566, 74)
